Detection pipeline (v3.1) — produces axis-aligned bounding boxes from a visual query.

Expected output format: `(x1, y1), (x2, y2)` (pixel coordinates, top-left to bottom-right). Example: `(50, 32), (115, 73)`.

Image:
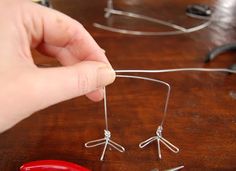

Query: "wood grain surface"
(0, 0), (235, 170)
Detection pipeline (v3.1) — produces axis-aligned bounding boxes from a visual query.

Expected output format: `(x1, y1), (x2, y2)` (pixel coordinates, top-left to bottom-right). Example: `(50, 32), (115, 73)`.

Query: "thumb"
(33, 61), (115, 110)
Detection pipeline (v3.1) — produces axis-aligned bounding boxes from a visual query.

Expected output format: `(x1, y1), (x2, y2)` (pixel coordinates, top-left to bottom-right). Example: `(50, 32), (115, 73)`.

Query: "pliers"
(205, 43), (236, 70)
(20, 160), (91, 171)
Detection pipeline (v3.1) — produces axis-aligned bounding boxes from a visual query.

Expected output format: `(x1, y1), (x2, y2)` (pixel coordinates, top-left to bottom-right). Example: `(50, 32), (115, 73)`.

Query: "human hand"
(0, 0), (115, 133)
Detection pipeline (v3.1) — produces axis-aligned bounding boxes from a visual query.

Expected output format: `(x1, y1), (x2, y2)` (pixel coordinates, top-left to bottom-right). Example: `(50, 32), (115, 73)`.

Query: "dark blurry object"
(32, 0), (50, 7)
(205, 43), (236, 70)
(186, 4), (212, 17)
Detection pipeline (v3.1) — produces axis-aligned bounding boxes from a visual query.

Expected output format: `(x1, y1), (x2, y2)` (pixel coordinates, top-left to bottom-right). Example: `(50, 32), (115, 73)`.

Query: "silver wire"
(94, 20), (211, 36)
(85, 87), (125, 161)
(115, 68), (236, 74)
(104, 8), (187, 32)
(139, 126), (179, 159)
(165, 165), (185, 171)
(116, 74), (170, 127)
(85, 68), (235, 160)
(116, 75), (179, 159)
(85, 130), (125, 161)
(94, 2), (212, 36)
(104, 87), (108, 130)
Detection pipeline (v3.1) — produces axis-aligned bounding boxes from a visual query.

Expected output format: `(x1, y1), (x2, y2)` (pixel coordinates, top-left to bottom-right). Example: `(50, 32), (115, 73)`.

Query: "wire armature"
(116, 75), (179, 159)
(85, 75), (179, 160)
(94, 0), (211, 36)
(85, 87), (125, 161)
(85, 67), (235, 161)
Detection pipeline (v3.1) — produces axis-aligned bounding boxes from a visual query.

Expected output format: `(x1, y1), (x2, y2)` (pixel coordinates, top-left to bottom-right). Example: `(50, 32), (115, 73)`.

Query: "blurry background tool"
(205, 43), (236, 70)
(32, 0), (50, 7)
(186, 4), (212, 17)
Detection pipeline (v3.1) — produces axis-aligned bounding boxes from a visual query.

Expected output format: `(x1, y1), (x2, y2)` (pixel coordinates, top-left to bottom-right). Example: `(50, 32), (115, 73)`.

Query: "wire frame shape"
(93, 0), (211, 36)
(85, 87), (125, 161)
(116, 75), (179, 159)
(85, 74), (179, 161)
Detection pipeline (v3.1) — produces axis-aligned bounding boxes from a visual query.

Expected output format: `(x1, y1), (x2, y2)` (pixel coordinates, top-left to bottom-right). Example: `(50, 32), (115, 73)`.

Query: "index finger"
(25, 1), (109, 65)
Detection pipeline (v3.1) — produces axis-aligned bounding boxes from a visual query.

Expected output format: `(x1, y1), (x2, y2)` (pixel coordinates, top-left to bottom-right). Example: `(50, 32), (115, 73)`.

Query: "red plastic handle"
(20, 160), (91, 171)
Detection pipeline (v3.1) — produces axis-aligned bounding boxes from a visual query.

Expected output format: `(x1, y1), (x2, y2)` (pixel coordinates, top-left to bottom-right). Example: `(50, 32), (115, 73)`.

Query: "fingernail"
(97, 65), (116, 88)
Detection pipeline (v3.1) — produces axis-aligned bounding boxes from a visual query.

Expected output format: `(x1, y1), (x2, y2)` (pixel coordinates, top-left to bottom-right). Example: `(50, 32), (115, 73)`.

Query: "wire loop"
(139, 126), (179, 159)
(85, 130), (125, 161)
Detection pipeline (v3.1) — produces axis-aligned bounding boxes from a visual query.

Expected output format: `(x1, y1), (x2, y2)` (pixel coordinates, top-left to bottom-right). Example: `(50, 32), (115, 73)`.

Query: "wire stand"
(116, 75), (179, 159)
(104, 0), (114, 18)
(85, 87), (125, 161)
(94, 0), (211, 36)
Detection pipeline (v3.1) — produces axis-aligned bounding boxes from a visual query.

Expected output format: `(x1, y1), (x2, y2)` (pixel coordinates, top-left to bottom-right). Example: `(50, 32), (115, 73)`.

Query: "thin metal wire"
(139, 126), (179, 159)
(104, 8), (187, 32)
(115, 67), (236, 158)
(94, 0), (212, 36)
(115, 68), (236, 74)
(94, 20), (211, 36)
(165, 165), (185, 171)
(85, 87), (125, 161)
(116, 74), (170, 127)
(85, 130), (125, 161)
(116, 74), (179, 159)
(85, 75), (179, 160)
(113, 67), (236, 159)
(104, 87), (108, 130)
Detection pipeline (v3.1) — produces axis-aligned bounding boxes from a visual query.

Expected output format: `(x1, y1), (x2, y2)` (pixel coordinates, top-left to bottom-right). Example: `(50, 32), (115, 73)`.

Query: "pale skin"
(0, 0), (116, 133)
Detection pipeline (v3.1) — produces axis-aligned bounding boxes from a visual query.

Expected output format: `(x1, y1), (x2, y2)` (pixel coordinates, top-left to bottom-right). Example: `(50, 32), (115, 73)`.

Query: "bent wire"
(94, 0), (212, 36)
(139, 125), (179, 159)
(85, 75), (179, 160)
(115, 68), (236, 74)
(103, 8), (187, 32)
(85, 87), (125, 161)
(116, 74), (179, 159)
(84, 67), (235, 161)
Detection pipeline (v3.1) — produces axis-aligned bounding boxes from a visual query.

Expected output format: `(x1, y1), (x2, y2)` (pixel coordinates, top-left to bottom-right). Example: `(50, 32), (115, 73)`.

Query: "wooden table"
(0, 0), (236, 170)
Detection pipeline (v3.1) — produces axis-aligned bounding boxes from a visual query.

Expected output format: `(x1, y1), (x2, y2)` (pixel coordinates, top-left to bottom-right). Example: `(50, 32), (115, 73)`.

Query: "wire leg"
(139, 126), (179, 159)
(157, 138), (162, 159)
(85, 130), (125, 161)
(100, 139), (109, 161)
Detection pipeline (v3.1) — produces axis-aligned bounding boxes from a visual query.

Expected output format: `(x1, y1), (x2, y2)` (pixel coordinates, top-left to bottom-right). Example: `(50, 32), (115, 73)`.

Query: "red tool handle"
(20, 160), (91, 171)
